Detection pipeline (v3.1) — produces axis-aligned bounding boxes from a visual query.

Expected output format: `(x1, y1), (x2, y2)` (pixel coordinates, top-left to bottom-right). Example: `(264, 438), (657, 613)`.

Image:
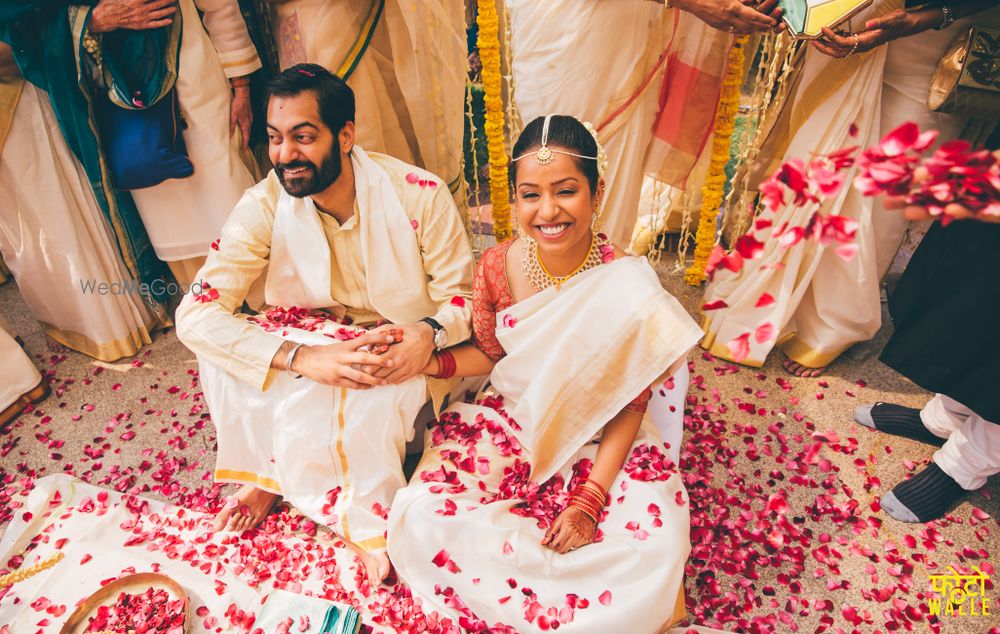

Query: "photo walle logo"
(928, 565), (991, 617)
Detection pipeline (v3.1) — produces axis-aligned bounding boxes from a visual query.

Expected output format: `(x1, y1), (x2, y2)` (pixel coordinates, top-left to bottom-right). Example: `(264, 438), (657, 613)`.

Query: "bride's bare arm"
(543, 352), (692, 554)
(542, 407), (643, 553)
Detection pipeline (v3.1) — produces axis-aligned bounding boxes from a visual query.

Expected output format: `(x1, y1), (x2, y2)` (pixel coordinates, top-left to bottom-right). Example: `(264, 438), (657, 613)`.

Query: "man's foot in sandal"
(782, 355), (826, 378)
(213, 485), (279, 532)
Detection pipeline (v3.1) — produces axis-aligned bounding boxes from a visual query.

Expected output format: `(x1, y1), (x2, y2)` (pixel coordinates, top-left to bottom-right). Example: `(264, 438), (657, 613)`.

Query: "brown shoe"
(0, 379), (49, 429)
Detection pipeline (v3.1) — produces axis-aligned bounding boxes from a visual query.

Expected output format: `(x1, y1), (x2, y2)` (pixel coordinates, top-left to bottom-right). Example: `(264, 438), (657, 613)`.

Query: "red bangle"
(569, 499), (600, 523)
(431, 349), (456, 379)
(573, 489), (605, 508)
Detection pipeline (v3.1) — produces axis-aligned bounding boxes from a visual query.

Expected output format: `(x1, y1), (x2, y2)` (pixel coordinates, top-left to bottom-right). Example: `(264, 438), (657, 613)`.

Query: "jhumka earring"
(591, 201), (602, 229)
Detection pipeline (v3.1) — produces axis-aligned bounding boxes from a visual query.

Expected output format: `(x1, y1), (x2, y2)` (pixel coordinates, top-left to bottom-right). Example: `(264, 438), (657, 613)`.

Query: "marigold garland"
(685, 35), (748, 285)
(476, 0), (513, 241)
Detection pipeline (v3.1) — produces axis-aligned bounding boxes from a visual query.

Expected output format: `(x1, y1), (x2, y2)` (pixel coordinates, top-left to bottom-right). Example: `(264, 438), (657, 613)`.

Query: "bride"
(387, 115), (702, 632)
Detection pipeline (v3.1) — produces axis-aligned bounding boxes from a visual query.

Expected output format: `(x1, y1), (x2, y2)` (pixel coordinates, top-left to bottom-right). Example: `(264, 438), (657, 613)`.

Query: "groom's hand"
(291, 332), (395, 389)
(369, 322), (435, 384)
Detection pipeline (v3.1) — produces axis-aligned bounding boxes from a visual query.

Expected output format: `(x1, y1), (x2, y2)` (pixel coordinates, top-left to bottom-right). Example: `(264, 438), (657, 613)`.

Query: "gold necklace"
(522, 232), (608, 291)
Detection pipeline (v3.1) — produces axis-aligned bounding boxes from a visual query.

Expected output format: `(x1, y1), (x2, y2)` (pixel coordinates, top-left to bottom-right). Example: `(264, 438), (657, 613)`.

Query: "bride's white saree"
(388, 257), (702, 632)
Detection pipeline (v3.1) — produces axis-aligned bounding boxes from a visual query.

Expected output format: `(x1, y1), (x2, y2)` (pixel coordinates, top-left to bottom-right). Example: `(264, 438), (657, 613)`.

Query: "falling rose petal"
(777, 226), (806, 248)
(675, 491), (686, 506)
(701, 300), (729, 311)
(879, 122), (919, 157)
(848, 122), (859, 138)
(734, 234), (765, 260)
(411, 219), (419, 230)
(755, 293), (775, 308)
(913, 128), (939, 152)
(835, 243), (859, 262)
(754, 323), (775, 345)
(450, 296), (466, 308)
(502, 541), (514, 555)
(726, 333), (751, 363)
(405, 172), (420, 184)
(598, 591), (612, 606)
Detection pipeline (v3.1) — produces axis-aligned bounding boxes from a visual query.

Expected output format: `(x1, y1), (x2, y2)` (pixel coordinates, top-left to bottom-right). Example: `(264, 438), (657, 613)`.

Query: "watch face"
(434, 328), (448, 349)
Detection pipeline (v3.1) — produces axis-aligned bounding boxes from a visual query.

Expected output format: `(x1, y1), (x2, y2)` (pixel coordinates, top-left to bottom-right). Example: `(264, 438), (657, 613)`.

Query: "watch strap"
(420, 317), (446, 350)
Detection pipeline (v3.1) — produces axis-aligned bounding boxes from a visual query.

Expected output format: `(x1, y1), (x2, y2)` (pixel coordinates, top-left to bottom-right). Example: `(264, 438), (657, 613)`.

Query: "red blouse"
(471, 240), (651, 414)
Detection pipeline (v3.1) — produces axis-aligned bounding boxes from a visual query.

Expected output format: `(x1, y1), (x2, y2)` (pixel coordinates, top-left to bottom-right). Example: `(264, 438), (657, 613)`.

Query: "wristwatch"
(934, 5), (954, 30)
(420, 317), (448, 351)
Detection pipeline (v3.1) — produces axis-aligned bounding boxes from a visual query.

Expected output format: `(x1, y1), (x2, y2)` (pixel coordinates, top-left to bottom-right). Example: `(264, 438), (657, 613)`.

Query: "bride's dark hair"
(511, 115), (599, 192)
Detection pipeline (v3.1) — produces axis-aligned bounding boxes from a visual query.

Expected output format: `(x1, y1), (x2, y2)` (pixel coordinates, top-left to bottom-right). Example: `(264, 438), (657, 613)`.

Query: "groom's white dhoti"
(176, 148), (474, 551)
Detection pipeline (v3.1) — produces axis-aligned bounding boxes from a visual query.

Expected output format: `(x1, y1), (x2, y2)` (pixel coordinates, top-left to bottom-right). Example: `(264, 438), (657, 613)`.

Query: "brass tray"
(59, 572), (189, 634)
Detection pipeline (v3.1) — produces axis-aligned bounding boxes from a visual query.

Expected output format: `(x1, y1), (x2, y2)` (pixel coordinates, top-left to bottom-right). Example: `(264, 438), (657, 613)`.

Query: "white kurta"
(130, 0), (260, 261)
(0, 81), (162, 361)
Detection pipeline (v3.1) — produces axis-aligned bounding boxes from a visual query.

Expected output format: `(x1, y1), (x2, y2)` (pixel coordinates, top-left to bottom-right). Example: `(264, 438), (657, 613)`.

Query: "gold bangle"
(569, 493), (603, 514)
(573, 488), (606, 507)
(568, 499), (599, 522)
(581, 479), (608, 498)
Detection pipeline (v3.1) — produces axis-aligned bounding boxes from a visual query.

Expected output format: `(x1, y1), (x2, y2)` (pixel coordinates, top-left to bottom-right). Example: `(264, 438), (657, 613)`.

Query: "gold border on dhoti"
(334, 387), (353, 543)
(776, 333), (850, 369)
(214, 468), (283, 494)
(0, 76), (24, 155)
(698, 315), (768, 368)
(335, 0), (385, 81)
(39, 320), (160, 363)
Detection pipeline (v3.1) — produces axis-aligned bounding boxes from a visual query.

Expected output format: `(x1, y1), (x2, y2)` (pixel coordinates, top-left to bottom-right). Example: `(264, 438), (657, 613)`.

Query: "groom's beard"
(276, 149), (343, 197)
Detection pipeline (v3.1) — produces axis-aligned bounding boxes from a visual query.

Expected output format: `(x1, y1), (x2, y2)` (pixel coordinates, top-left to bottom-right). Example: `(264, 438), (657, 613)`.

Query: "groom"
(175, 64), (474, 582)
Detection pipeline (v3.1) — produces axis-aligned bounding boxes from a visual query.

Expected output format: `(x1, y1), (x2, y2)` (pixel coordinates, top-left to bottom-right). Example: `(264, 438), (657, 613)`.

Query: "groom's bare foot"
(346, 541), (391, 586)
(782, 355), (825, 378)
(213, 485), (279, 532)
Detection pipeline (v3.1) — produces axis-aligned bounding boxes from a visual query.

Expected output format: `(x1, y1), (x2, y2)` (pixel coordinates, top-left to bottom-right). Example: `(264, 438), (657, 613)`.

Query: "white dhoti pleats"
(200, 324), (426, 552)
